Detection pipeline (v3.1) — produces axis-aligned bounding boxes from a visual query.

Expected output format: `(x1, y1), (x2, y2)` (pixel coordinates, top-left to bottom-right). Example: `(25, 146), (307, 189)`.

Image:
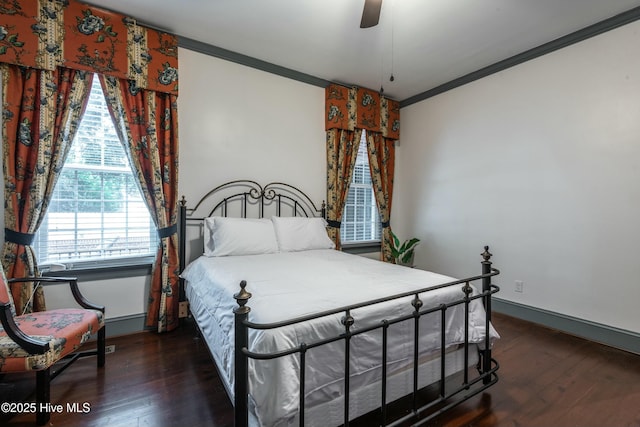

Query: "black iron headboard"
(178, 180), (325, 299)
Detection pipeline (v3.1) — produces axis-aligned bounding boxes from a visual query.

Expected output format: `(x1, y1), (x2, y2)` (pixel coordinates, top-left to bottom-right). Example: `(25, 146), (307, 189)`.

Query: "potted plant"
(390, 231), (420, 266)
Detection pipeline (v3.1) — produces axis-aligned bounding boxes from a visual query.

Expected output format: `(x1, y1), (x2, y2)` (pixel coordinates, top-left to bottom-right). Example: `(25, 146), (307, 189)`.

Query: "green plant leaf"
(401, 249), (414, 264)
(404, 238), (420, 250)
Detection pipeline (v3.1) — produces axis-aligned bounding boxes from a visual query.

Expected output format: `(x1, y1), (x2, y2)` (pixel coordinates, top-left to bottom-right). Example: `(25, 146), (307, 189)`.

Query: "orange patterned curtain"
(325, 84), (400, 260)
(1, 65), (92, 313)
(366, 132), (396, 262)
(326, 128), (362, 249)
(99, 75), (180, 333)
(0, 0), (178, 94)
(325, 84), (400, 139)
(1, 0), (179, 319)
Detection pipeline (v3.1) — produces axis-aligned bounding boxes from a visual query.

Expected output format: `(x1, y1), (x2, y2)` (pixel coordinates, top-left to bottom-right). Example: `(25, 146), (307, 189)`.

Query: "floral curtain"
(1, 0), (179, 322)
(366, 132), (396, 262)
(99, 75), (180, 333)
(1, 65), (92, 313)
(325, 84), (400, 260)
(0, 0), (178, 95)
(326, 128), (362, 249)
(325, 84), (400, 139)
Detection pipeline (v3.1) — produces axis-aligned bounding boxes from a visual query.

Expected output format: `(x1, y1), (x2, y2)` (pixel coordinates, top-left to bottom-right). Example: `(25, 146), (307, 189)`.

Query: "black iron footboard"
(232, 247), (500, 427)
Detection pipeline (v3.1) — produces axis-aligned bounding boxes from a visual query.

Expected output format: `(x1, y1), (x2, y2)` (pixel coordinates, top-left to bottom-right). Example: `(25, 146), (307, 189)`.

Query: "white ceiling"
(86, 0), (640, 102)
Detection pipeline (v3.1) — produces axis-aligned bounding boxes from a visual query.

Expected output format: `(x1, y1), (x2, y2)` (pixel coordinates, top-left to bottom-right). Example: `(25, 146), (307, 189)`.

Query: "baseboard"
(104, 314), (147, 337)
(493, 298), (640, 355)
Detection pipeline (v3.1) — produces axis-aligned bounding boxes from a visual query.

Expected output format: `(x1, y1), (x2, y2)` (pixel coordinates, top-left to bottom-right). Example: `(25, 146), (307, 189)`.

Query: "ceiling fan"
(360, 0), (383, 28)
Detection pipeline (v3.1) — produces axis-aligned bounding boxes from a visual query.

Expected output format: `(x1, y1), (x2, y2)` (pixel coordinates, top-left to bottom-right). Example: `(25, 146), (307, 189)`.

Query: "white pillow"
(271, 216), (335, 252)
(204, 217), (279, 257)
(203, 217), (216, 256)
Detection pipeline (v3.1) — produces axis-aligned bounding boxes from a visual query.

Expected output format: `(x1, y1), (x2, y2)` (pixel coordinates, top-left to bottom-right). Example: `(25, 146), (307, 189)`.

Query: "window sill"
(42, 262), (153, 281)
(342, 241), (381, 255)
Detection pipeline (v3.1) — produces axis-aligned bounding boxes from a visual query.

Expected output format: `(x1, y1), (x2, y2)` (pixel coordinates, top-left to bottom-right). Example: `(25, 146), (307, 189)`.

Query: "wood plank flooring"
(3, 312), (640, 427)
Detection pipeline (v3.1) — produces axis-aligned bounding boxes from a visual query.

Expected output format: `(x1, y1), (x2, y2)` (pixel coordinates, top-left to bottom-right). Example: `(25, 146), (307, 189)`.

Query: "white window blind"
(341, 131), (382, 244)
(33, 76), (158, 270)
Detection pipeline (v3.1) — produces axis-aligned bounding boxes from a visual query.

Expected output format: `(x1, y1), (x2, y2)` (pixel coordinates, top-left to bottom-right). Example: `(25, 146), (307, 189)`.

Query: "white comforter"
(181, 249), (499, 427)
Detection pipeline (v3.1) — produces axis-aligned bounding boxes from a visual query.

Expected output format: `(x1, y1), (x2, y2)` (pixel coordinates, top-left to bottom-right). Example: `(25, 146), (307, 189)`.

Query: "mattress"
(182, 249), (499, 427)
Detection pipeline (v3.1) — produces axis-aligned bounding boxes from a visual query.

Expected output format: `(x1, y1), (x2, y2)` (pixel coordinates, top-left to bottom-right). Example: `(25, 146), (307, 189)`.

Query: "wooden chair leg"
(36, 368), (51, 426)
(97, 326), (106, 367)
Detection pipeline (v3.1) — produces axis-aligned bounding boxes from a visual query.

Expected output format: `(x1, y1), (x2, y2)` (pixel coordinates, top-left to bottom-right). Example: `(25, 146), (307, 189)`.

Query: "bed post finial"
(234, 280), (252, 314)
(481, 245), (492, 262)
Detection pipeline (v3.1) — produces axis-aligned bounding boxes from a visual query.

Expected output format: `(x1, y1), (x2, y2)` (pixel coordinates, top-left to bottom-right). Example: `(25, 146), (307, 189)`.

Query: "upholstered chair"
(0, 271), (105, 425)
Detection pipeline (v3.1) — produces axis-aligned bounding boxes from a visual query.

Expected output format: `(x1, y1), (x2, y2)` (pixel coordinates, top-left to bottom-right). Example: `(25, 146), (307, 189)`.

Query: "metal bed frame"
(178, 180), (500, 427)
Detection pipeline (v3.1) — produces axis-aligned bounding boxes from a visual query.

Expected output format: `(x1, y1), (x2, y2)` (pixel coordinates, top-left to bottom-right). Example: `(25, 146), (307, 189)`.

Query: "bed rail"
(233, 246), (500, 427)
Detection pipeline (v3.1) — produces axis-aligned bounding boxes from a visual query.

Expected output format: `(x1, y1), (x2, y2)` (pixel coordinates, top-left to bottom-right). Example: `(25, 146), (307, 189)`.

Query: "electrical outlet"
(515, 280), (524, 293)
(105, 345), (116, 354)
(178, 301), (189, 318)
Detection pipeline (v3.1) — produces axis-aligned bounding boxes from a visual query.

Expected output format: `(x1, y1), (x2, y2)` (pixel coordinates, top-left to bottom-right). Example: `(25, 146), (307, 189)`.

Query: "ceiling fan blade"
(360, 0), (382, 28)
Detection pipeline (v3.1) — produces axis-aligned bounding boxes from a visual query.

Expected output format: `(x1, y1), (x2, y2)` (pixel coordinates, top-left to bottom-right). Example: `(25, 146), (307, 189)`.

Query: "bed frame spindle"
(342, 310), (355, 427)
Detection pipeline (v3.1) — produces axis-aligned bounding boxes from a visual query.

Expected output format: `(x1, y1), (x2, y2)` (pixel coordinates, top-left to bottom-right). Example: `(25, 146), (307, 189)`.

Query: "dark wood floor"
(3, 312), (640, 427)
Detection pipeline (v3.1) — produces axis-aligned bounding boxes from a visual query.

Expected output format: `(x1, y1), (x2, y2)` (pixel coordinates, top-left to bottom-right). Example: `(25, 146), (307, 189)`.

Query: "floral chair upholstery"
(0, 270), (105, 425)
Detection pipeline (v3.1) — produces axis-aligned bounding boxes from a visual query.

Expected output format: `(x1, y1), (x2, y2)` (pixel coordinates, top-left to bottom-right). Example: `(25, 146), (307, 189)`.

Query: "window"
(340, 131), (382, 244)
(33, 76), (158, 270)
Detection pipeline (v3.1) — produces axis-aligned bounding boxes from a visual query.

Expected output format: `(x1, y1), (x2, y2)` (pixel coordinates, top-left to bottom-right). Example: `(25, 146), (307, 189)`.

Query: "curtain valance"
(325, 84), (399, 140)
(0, 0), (178, 95)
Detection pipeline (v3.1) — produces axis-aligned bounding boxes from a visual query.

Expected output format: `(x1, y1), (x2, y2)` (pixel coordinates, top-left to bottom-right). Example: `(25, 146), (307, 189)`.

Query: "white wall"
(44, 276), (149, 319)
(393, 20), (640, 334)
(178, 48), (326, 263)
(5, 47), (326, 326)
(178, 49), (325, 204)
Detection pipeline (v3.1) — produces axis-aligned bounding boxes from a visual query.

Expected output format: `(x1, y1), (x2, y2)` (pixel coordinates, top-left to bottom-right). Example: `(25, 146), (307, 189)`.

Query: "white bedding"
(182, 249), (499, 427)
